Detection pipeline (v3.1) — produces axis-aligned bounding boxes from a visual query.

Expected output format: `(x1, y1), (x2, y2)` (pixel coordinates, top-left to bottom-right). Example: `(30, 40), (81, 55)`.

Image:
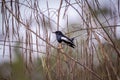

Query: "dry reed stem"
(1, 0), (120, 80)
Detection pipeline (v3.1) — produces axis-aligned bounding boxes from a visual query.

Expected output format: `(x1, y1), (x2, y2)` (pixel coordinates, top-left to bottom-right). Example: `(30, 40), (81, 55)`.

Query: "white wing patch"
(61, 37), (71, 43)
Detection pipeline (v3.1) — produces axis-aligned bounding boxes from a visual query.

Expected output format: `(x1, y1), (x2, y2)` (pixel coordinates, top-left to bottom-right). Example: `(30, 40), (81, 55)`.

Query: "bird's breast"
(56, 36), (62, 43)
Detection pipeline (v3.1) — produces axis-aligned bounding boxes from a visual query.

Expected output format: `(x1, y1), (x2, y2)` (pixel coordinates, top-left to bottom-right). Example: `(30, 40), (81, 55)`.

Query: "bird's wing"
(61, 36), (75, 48)
(61, 37), (73, 43)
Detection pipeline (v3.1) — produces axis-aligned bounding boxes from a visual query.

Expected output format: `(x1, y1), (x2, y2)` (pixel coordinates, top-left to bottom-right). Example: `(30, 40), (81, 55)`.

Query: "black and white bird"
(53, 31), (75, 48)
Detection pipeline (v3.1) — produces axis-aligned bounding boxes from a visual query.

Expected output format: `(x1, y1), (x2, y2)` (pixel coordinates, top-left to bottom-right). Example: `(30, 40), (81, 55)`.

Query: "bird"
(53, 31), (75, 48)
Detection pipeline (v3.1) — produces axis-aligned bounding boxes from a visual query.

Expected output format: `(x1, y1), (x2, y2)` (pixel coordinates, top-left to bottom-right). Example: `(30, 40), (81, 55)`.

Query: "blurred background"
(0, 0), (120, 80)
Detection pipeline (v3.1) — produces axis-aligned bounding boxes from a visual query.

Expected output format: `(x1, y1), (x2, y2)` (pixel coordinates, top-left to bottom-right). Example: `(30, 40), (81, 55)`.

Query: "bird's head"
(53, 31), (63, 35)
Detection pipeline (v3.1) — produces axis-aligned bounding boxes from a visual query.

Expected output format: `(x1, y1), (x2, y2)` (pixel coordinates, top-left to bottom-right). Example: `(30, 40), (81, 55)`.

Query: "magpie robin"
(53, 31), (75, 48)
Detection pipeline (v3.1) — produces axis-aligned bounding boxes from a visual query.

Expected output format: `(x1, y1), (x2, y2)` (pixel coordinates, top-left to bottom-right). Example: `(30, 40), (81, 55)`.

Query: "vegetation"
(0, 0), (120, 80)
